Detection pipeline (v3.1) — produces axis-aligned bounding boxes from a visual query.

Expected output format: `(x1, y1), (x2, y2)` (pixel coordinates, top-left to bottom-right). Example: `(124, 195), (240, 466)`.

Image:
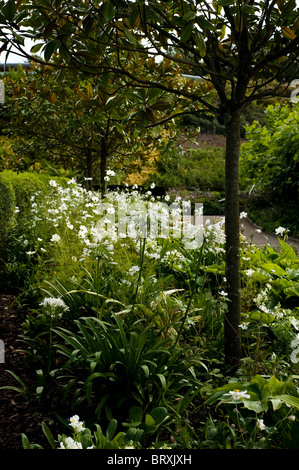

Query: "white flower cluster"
(40, 297), (69, 318)
(204, 218), (226, 255)
(59, 416), (90, 449)
(69, 415), (86, 433)
(25, 179), (228, 269)
(104, 169), (116, 181)
(290, 334), (299, 364)
(253, 284), (272, 314)
(59, 437), (83, 449)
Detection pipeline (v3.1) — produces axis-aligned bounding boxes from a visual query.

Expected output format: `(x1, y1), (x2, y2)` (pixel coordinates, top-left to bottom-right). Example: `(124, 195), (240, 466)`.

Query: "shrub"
(149, 147), (226, 192)
(0, 170), (67, 292)
(0, 171), (65, 246)
(240, 103), (299, 236)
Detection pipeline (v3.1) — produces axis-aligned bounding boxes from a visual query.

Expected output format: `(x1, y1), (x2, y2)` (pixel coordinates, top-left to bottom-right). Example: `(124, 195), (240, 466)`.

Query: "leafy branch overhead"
(1, 1), (298, 112)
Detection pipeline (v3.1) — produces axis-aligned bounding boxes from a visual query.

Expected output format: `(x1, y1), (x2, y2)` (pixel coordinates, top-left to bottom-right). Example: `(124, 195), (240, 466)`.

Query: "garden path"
(203, 215), (299, 254)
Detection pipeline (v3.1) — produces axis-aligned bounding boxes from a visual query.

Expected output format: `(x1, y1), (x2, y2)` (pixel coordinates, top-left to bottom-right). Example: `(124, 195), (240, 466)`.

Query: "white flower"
(67, 178), (77, 185)
(259, 305), (271, 313)
(225, 389), (250, 400)
(60, 437), (83, 449)
(240, 211), (247, 219)
(40, 297), (69, 318)
(219, 290), (228, 297)
(239, 322), (249, 330)
(271, 352), (277, 361)
(26, 251), (36, 255)
(290, 335), (299, 364)
(78, 225), (88, 239)
(49, 180), (58, 187)
(69, 415), (85, 433)
(106, 169), (115, 176)
(245, 269), (255, 276)
(51, 234), (61, 242)
(257, 419), (265, 431)
(291, 334), (299, 349)
(150, 183), (155, 189)
(275, 226), (287, 236)
(164, 195), (170, 201)
(290, 317), (299, 330)
(291, 349), (299, 363)
(40, 297), (68, 310)
(128, 265), (140, 275)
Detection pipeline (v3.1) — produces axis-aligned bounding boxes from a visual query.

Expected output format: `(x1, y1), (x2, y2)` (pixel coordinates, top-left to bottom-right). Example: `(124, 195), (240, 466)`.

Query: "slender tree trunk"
(100, 136), (108, 197)
(224, 108), (242, 370)
(86, 145), (93, 191)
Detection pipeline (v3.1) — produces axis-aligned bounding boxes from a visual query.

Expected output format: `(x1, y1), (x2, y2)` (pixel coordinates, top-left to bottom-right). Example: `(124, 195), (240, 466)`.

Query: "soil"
(0, 294), (66, 450)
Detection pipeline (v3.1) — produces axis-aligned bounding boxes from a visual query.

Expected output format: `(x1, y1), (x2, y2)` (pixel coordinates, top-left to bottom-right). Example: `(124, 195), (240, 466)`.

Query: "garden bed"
(0, 295), (65, 449)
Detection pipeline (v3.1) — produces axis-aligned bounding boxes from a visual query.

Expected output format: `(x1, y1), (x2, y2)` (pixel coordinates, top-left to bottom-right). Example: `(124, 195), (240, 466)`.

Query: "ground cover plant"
(1, 174), (299, 449)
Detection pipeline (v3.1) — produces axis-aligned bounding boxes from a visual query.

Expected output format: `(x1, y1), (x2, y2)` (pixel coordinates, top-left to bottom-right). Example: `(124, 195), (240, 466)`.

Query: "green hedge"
(0, 170), (67, 250)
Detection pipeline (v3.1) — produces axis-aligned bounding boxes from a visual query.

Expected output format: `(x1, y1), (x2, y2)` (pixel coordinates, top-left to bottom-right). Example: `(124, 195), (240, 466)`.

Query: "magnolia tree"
(1, 0), (298, 368)
(2, 63), (180, 192)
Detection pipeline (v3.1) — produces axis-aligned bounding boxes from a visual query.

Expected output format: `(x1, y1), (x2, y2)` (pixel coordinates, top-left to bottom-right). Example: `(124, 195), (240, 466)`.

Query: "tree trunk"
(224, 108), (242, 370)
(100, 136), (108, 197)
(86, 145), (93, 191)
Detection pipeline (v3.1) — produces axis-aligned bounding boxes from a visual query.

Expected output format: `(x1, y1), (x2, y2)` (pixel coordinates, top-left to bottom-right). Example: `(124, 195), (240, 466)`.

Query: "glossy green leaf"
(41, 422), (56, 449)
(274, 394), (299, 409)
(194, 30), (206, 57)
(180, 22), (193, 43)
(122, 26), (138, 45)
(106, 419), (117, 440)
(44, 39), (59, 62)
(30, 43), (44, 53)
(100, 1), (115, 22)
(2, 0), (17, 22)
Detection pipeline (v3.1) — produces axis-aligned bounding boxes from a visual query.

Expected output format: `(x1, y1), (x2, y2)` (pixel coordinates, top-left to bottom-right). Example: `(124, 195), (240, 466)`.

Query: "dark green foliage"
(240, 104), (299, 237)
(51, 314), (202, 420)
(150, 147), (226, 191)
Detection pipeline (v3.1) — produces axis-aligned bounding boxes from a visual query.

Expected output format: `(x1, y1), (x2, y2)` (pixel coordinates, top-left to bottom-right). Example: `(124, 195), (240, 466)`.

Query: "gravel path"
(203, 215), (299, 254)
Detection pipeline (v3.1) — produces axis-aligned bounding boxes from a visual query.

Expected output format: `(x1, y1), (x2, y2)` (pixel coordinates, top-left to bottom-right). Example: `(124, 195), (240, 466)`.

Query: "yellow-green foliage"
(0, 170), (67, 249)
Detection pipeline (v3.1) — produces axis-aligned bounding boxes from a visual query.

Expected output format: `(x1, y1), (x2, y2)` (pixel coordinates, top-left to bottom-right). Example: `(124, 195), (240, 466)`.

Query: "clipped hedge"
(0, 170), (67, 251)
